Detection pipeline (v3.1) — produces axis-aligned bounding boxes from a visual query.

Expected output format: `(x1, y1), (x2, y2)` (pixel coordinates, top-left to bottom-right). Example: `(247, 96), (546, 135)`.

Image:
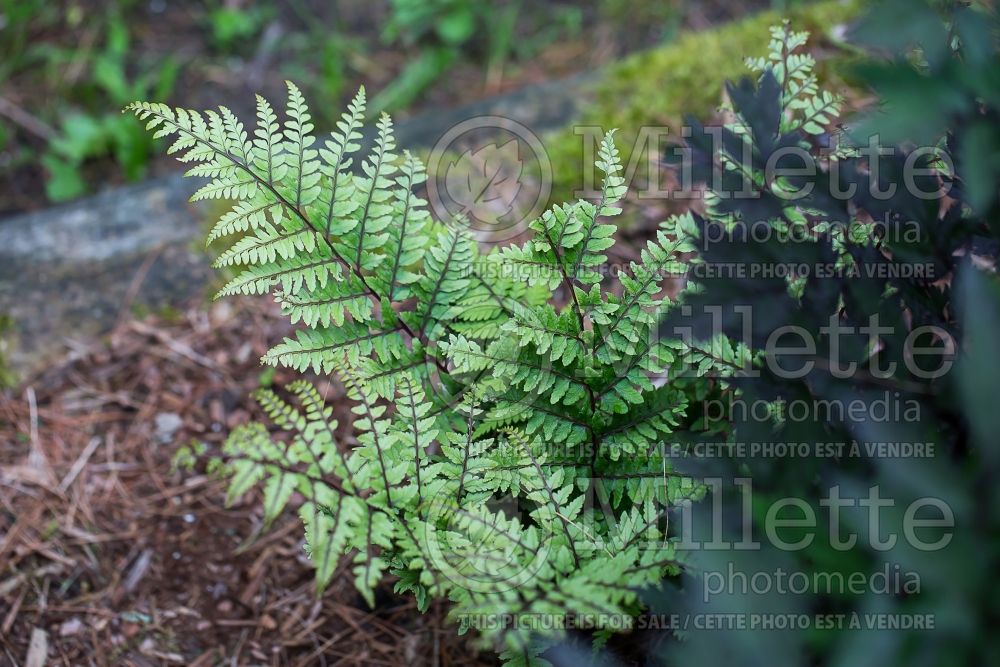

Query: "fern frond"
(133, 85), (727, 665)
(378, 151), (432, 301)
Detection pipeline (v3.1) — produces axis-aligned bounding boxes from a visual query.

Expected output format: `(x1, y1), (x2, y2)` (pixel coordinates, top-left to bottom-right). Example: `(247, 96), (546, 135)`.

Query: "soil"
(0, 299), (492, 666)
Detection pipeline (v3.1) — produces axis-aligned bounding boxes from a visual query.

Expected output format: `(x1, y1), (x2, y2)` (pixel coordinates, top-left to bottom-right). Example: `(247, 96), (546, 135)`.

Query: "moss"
(191, 3), (864, 266)
(0, 314), (17, 389)
(543, 0), (864, 203)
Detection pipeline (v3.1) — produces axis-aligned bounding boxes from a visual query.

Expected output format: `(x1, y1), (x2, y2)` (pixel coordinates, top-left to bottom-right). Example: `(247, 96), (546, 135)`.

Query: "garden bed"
(0, 298), (492, 665)
(0, 4), (869, 665)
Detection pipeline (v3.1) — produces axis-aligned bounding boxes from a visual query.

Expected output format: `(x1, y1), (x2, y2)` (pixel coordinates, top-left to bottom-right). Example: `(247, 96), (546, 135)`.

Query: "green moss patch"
(544, 0), (864, 203)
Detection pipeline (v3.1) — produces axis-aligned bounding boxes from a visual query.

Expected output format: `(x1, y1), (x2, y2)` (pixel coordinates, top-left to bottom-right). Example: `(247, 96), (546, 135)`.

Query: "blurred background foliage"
(0, 0), (823, 212)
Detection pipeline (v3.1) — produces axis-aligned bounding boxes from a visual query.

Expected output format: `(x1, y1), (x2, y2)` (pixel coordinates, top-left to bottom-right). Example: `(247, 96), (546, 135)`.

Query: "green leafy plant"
(42, 12), (178, 201)
(373, 0), (585, 114)
(0, 313), (16, 389)
(0, 0), (57, 83)
(130, 81), (735, 661)
(372, 0), (487, 114)
(204, 2), (273, 53)
(383, 0), (479, 48)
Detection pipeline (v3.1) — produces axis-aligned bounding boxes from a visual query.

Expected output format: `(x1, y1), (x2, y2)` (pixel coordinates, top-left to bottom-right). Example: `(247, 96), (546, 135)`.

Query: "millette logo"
(427, 115), (552, 243)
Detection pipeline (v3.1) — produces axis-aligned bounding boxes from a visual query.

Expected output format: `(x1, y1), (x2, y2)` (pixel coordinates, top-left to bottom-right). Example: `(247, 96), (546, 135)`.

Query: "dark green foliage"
(656, 3), (1000, 665)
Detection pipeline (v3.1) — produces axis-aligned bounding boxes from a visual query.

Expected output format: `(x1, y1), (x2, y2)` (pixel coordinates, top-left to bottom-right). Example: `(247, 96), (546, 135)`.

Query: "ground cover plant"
(127, 79), (747, 660)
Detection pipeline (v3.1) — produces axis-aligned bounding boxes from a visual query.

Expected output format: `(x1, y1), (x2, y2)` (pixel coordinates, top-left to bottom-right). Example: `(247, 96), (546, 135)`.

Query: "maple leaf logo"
(444, 139), (523, 226)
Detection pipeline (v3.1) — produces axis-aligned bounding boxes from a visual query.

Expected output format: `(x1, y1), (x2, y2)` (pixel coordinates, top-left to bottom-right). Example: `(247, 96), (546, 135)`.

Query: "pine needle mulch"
(0, 300), (490, 666)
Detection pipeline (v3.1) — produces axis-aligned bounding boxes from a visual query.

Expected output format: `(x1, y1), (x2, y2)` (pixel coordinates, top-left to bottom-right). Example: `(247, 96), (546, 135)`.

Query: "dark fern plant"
(658, 8), (1000, 666)
(130, 84), (735, 662)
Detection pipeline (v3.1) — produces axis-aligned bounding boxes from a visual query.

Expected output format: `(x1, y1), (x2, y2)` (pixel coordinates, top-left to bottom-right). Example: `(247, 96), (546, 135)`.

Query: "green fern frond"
(129, 77), (731, 665)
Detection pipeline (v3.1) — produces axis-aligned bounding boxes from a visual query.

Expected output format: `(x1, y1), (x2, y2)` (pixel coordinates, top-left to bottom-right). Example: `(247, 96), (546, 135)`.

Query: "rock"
(154, 413), (184, 443)
(0, 175), (210, 374)
(0, 76), (590, 377)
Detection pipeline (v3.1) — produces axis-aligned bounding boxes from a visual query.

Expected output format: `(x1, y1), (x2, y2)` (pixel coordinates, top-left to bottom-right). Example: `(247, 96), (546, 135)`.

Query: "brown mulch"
(0, 299), (491, 666)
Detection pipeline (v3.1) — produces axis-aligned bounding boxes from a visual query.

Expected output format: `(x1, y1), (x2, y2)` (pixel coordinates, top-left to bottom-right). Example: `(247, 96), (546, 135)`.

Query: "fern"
(132, 82), (720, 664)
(744, 22), (841, 136)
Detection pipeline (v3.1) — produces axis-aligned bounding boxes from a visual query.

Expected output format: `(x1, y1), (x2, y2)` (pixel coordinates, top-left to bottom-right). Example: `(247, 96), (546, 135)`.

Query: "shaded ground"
(0, 300), (490, 666)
